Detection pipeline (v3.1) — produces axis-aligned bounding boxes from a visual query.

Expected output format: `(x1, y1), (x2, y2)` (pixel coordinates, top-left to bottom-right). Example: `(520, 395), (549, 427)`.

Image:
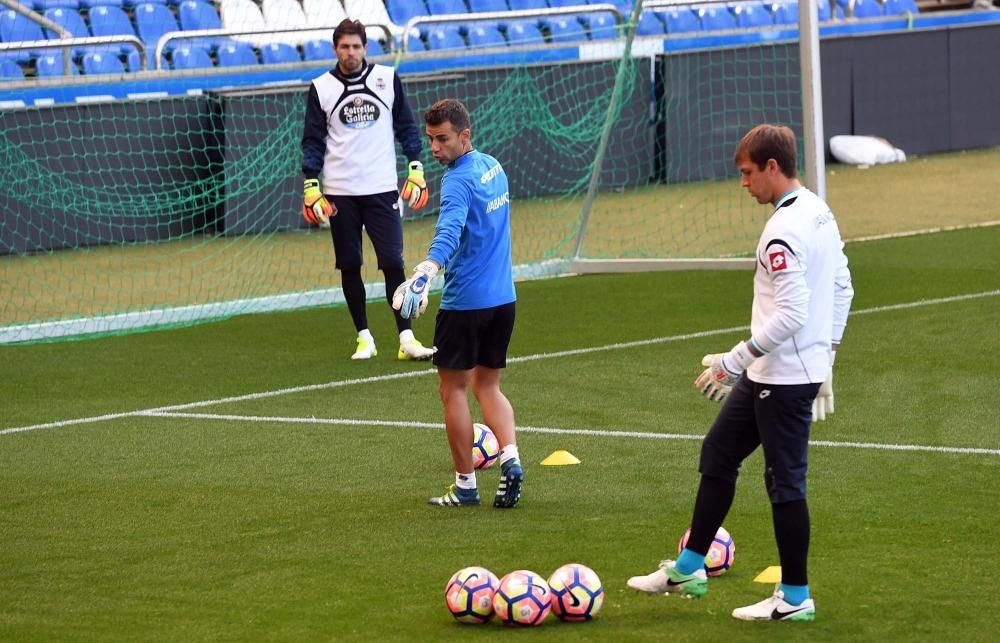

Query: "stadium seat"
(345, 0), (399, 36)
(171, 44), (214, 68)
(426, 0), (469, 16)
(425, 25), (466, 50)
(507, 0), (547, 8)
(302, 38), (332, 60)
(220, 0), (277, 47)
(32, 0), (81, 10)
(548, 0), (590, 7)
(134, 2), (181, 61)
(818, 1), (834, 21)
(367, 37), (385, 54)
(769, 1), (796, 25)
(659, 7), (700, 34)
(466, 24), (506, 48)
(88, 5), (139, 54)
(260, 41), (300, 63)
(693, 4), (738, 30)
(732, 1), (774, 28)
(81, 50), (125, 74)
(851, 0), (884, 17)
(547, 16), (587, 43)
(636, 11), (665, 36)
(302, 0), (348, 45)
(35, 51), (79, 75)
(468, 0), (510, 12)
(0, 58), (23, 78)
(578, 11), (616, 40)
(505, 20), (543, 45)
(883, 0), (918, 14)
(385, 0), (429, 28)
(123, 0), (167, 6)
(42, 8), (90, 56)
(79, 0), (125, 8)
(0, 9), (47, 61)
(177, 1), (224, 51)
(216, 40), (259, 66)
(261, 0), (312, 45)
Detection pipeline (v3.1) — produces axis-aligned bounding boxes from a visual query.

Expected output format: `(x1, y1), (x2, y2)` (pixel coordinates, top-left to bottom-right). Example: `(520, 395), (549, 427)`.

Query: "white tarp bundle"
(829, 135), (907, 166)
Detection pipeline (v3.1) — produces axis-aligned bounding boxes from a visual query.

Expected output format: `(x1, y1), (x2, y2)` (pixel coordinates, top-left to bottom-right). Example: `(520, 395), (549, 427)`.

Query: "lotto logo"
(769, 251), (787, 271)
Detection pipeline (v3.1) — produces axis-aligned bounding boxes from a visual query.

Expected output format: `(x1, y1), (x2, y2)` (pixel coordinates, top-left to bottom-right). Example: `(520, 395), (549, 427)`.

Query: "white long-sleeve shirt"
(747, 188), (854, 385)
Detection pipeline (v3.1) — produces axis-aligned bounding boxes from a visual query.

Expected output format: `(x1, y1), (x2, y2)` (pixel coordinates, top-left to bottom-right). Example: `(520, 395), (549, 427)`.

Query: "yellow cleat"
(351, 336), (377, 360)
(398, 338), (436, 361)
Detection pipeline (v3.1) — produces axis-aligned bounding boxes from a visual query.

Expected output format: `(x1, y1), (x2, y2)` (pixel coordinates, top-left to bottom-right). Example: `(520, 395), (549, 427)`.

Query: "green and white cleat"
(731, 587), (815, 621)
(427, 484), (480, 507)
(351, 336), (377, 360)
(626, 560), (708, 598)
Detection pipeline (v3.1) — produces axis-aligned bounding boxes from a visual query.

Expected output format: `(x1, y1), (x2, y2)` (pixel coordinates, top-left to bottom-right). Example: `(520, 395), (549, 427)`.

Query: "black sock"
(383, 267), (410, 333)
(687, 475), (736, 554)
(341, 268), (367, 333)
(772, 499), (810, 586)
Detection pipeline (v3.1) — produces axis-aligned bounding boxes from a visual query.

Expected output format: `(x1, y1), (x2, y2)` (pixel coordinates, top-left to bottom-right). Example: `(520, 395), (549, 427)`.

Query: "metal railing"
(0, 35), (147, 73)
(0, 0), (75, 75)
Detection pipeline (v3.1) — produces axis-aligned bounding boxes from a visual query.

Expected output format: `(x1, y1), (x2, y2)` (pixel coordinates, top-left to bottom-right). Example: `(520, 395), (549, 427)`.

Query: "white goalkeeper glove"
(694, 341), (761, 402)
(392, 260), (438, 320)
(812, 350), (837, 422)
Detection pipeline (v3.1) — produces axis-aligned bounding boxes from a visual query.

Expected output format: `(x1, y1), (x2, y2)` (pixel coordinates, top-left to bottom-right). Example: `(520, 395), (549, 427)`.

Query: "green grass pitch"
(2, 226), (998, 641)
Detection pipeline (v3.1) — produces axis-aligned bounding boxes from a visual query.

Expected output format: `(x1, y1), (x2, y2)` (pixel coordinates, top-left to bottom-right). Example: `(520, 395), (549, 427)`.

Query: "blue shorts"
(698, 375), (820, 504)
(327, 191), (403, 272)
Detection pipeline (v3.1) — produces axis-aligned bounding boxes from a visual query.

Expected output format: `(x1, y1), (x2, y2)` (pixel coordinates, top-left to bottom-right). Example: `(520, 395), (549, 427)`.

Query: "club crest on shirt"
(375, 77), (386, 91)
(339, 96), (380, 129)
(768, 250), (787, 271)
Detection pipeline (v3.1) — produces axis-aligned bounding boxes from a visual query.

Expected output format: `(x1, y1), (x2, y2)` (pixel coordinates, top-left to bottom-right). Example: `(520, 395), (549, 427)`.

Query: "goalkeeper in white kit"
(628, 124), (854, 622)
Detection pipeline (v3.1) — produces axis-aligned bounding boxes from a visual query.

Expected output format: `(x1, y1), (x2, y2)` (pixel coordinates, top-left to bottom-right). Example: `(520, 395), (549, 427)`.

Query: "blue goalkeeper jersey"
(428, 150), (516, 311)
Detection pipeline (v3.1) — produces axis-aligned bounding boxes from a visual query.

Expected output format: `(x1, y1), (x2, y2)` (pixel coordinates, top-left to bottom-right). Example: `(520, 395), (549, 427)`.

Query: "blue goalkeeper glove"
(392, 260), (439, 320)
(400, 161), (429, 210)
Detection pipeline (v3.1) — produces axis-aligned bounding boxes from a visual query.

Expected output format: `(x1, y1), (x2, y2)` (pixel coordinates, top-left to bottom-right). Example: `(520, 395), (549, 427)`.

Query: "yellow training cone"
(753, 566), (782, 584)
(540, 450), (581, 466)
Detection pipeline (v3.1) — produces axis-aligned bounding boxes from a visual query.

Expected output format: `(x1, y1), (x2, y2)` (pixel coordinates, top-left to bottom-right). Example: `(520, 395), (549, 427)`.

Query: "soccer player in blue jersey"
(391, 99), (523, 508)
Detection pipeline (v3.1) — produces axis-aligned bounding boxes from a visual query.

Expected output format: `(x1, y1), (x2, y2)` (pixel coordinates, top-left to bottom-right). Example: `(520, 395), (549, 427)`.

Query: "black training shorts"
(432, 302), (516, 371)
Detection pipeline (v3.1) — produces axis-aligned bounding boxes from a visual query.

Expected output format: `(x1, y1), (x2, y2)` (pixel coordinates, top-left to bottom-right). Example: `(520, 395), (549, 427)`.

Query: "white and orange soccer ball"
(444, 566), (499, 624)
(547, 563), (605, 622)
(472, 423), (499, 470)
(492, 569), (551, 626)
(678, 526), (735, 576)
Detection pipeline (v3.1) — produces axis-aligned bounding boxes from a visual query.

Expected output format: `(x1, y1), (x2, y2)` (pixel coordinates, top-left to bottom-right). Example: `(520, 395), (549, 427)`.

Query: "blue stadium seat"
(694, 4), (738, 30)
(171, 44), (213, 68)
(466, 24), (506, 47)
(426, 0), (468, 15)
(883, 0), (918, 14)
(548, 0), (590, 7)
(732, 2), (774, 28)
(82, 50), (125, 73)
(124, 0), (168, 6)
(547, 16), (587, 43)
(385, 0), (429, 27)
(769, 1), (797, 25)
(35, 52), (79, 75)
(636, 11), (665, 36)
(126, 48), (167, 69)
(32, 0), (81, 10)
(425, 25), (466, 50)
(818, 1), (834, 21)
(659, 7), (700, 34)
(42, 8), (90, 56)
(505, 19), (543, 44)
(134, 3), (181, 60)
(88, 5), (139, 54)
(580, 12), (617, 40)
(367, 37), (385, 55)
(0, 58), (23, 78)
(79, 0), (126, 8)
(216, 41), (258, 66)
(302, 38), (331, 60)
(0, 9), (47, 61)
(177, 1), (224, 51)
(851, 0), (883, 17)
(468, 0), (509, 12)
(506, 0), (546, 8)
(260, 41), (300, 63)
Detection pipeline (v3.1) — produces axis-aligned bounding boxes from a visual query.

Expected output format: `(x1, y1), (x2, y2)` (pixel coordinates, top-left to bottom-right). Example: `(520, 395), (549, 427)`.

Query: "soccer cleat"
(397, 338), (437, 361)
(626, 560), (708, 598)
(427, 484), (480, 507)
(493, 461), (524, 508)
(351, 336), (377, 360)
(731, 587), (815, 621)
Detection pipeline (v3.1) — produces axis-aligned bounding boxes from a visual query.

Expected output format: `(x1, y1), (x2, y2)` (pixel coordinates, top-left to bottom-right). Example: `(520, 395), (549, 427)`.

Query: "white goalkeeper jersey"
(304, 63), (419, 196)
(747, 187), (854, 385)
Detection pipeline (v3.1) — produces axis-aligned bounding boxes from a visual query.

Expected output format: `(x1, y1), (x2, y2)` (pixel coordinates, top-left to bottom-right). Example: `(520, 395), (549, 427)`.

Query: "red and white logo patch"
(769, 251), (787, 271)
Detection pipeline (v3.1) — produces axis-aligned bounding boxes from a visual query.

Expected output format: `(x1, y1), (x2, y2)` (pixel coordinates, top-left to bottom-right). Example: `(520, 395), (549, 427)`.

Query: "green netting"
(0, 1), (809, 343)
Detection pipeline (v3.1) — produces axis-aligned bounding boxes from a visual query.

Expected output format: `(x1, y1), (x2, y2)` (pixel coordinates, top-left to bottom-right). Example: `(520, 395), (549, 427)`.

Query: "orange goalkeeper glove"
(303, 179), (335, 225)
(401, 161), (429, 210)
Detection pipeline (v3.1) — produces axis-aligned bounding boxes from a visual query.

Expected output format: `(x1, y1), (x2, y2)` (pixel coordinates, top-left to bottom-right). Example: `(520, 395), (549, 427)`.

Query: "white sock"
(455, 471), (477, 490)
(500, 445), (520, 466)
(358, 328), (373, 341)
(399, 329), (415, 343)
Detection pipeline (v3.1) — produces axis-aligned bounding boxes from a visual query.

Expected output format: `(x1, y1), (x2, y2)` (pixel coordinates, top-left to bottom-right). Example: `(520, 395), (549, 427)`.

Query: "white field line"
(2, 289), (998, 439)
(142, 412), (1000, 457)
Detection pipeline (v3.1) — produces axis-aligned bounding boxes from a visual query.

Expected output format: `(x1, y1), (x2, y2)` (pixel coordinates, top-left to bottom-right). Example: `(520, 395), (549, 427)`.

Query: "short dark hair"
(333, 19), (366, 47)
(733, 124), (798, 178)
(424, 99), (472, 133)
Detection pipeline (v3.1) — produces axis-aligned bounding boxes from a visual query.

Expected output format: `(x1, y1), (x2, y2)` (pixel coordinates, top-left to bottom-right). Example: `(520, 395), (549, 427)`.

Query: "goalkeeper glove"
(812, 350), (837, 422)
(392, 260), (438, 320)
(303, 178), (335, 225)
(694, 341), (761, 402)
(401, 161), (429, 210)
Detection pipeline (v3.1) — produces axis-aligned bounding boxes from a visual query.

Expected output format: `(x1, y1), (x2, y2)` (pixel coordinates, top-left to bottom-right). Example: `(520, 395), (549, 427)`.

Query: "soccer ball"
(472, 423), (499, 470)
(444, 566), (499, 624)
(547, 563), (605, 621)
(492, 569), (551, 626)
(678, 526), (735, 576)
